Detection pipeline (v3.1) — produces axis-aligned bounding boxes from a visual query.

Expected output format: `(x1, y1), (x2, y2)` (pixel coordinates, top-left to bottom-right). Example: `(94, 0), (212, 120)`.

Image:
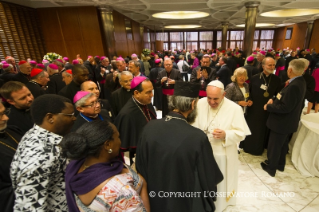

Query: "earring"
(108, 149), (112, 154)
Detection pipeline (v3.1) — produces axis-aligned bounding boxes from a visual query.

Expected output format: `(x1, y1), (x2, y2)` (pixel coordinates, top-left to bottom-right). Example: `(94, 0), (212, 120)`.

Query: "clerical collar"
(80, 113), (103, 122)
(122, 87), (130, 92)
(133, 96), (145, 106)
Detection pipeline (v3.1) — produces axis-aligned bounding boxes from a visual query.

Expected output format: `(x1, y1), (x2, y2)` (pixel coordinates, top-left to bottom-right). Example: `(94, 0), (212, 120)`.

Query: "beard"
(187, 106), (197, 124)
(265, 68), (274, 74)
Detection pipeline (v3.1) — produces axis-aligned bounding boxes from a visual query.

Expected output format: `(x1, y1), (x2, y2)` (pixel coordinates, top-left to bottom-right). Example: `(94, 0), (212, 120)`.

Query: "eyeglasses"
(58, 112), (75, 117)
(0, 109), (10, 119)
(82, 100), (101, 108)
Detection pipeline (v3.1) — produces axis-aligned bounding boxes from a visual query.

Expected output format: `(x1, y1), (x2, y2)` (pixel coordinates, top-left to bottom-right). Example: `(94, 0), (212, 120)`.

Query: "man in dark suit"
(47, 64), (66, 94)
(216, 56), (231, 88)
(261, 59), (307, 177)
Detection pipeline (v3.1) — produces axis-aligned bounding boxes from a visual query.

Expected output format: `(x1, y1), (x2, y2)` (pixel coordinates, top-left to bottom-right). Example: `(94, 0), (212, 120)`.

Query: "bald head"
(81, 81), (100, 98)
(262, 57), (275, 75)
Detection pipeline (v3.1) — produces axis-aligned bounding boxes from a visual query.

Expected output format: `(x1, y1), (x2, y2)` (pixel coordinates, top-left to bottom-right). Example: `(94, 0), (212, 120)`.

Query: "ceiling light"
(276, 23), (295, 27)
(236, 23), (275, 27)
(165, 25), (202, 29)
(261, 9), (319, 17)
(153, 11), (209, 19)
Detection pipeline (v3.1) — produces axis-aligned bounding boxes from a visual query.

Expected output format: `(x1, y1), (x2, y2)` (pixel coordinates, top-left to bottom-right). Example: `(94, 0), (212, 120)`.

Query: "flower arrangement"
(142, 48), (151, 56)
(43, 52), (62, 62)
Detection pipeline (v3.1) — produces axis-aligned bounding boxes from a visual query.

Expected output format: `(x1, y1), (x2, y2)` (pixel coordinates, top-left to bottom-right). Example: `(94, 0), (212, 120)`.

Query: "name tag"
(245, 93), (249, 98)
(260, 84), (268, 90)
(277, 93), (282, 100)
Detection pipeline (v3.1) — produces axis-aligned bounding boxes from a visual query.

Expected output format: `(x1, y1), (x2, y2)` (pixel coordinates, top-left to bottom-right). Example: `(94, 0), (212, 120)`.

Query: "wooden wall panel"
(0, 2), (46, 61)
(274, 22), (308, 50)
(37, 6), (105, 60)
(309, 19), (319, 51)
(111, 10), (142, 57)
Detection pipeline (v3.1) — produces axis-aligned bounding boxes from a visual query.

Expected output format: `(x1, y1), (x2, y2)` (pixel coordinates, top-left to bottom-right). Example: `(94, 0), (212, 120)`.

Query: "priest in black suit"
(243, 56), (260, 82)
(58, 64), (89, 102)
(115, 76), (156, 165)
(262, 59), (307, 177)
(26, 69), (50, 99)
(12, 61), (31, 84)
(0, 81), (34, 134)
(0, 102), (24, 212)
(111, 71), (133, 116)
(156, 58), (182, 116)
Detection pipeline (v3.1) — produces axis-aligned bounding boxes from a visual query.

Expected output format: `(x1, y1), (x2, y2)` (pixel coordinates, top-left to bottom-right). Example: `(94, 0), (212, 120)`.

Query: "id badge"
(260, 84), (268, 90)
(245, 93), (249, 98)
(277, 93), (282, 100)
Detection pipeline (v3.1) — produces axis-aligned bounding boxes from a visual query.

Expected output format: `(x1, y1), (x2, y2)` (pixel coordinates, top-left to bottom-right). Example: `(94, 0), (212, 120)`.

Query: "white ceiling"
(4, 0), (319, 30)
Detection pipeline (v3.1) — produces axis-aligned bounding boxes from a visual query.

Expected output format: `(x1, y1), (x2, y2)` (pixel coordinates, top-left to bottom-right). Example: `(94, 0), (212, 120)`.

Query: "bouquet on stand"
(43, 52), (62, 62)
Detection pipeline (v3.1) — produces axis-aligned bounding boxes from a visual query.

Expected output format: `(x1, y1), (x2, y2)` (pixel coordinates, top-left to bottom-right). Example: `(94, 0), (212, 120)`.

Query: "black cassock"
(156, 69), (182, 117)
(136, 112), (223, 212)
(149, 67), (163, 110)
(114, 97), (156, 151)
(242, 72), (281, 155)
(0, 126), (23, 212)
(111, 87), (133, 116)
(47, 73), (65, 94)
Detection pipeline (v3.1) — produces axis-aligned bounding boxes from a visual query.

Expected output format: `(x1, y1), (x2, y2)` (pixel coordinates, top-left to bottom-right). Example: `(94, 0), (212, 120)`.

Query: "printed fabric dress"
(75, 164), (146, 212)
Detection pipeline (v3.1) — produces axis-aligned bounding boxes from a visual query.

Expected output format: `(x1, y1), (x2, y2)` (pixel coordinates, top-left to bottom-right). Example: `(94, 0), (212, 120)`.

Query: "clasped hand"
(212, 129), (226, 139)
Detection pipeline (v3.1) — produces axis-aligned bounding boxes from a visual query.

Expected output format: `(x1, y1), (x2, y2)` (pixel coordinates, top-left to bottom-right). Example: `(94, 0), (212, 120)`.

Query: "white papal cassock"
(192, 97), (251, 212)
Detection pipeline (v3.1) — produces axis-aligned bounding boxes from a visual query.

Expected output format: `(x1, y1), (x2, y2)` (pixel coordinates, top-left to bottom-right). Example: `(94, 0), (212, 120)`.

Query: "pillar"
(98, 6), (117, 58)
(140, 26), (144, 50)
(221, 22), (228, 50)
(243, 1), (260, 57)
(304, 21), (314, 49)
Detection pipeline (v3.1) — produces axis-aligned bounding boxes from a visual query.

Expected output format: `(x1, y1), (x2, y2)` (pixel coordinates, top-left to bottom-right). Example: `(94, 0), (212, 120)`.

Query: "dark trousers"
(181, 73), (188, 82)
(267, 130), (289, 170)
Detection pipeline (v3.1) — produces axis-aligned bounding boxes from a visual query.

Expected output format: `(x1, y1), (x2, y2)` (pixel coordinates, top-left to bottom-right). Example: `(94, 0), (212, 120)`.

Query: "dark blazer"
(216, 65), (232, 88)
(225, 82), (249, 104)
(243, 65), (259, 81)
(58, 80), (81, 102)
(156, 68), (182, 89)
(138, 60), (145, 75)
(266, 76), (306, 134)
(226, 57), (237, 74)
(47, 73), (65, 94)
(0, 72), (15, 83)
(12, 72), (29, 84)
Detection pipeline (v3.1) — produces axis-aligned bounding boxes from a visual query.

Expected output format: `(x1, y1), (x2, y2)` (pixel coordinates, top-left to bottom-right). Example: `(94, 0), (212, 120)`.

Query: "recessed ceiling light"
(165, 25), (202, 29)
(261, 9), (319, 17)
(236, 23), (275, 27)
(276, 23), (295, 27)
(153, 11), (209, 19)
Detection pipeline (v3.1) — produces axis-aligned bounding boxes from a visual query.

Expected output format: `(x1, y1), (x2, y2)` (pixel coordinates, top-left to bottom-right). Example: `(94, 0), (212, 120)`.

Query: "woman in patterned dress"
(61, 120), (150, 212)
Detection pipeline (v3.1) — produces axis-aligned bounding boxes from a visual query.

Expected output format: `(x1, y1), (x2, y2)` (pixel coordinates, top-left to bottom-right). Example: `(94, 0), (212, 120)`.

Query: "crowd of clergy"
(0, 46), (318, 212)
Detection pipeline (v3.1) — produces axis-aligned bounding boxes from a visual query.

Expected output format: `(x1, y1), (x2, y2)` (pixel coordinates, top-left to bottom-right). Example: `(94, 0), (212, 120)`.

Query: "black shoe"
(261, 162), (276, 177)
(264, 160), (284, 172)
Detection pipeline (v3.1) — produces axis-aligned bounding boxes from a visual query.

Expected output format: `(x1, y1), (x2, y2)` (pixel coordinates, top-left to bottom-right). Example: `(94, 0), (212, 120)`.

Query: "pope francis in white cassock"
(192, 80), (251, 212)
